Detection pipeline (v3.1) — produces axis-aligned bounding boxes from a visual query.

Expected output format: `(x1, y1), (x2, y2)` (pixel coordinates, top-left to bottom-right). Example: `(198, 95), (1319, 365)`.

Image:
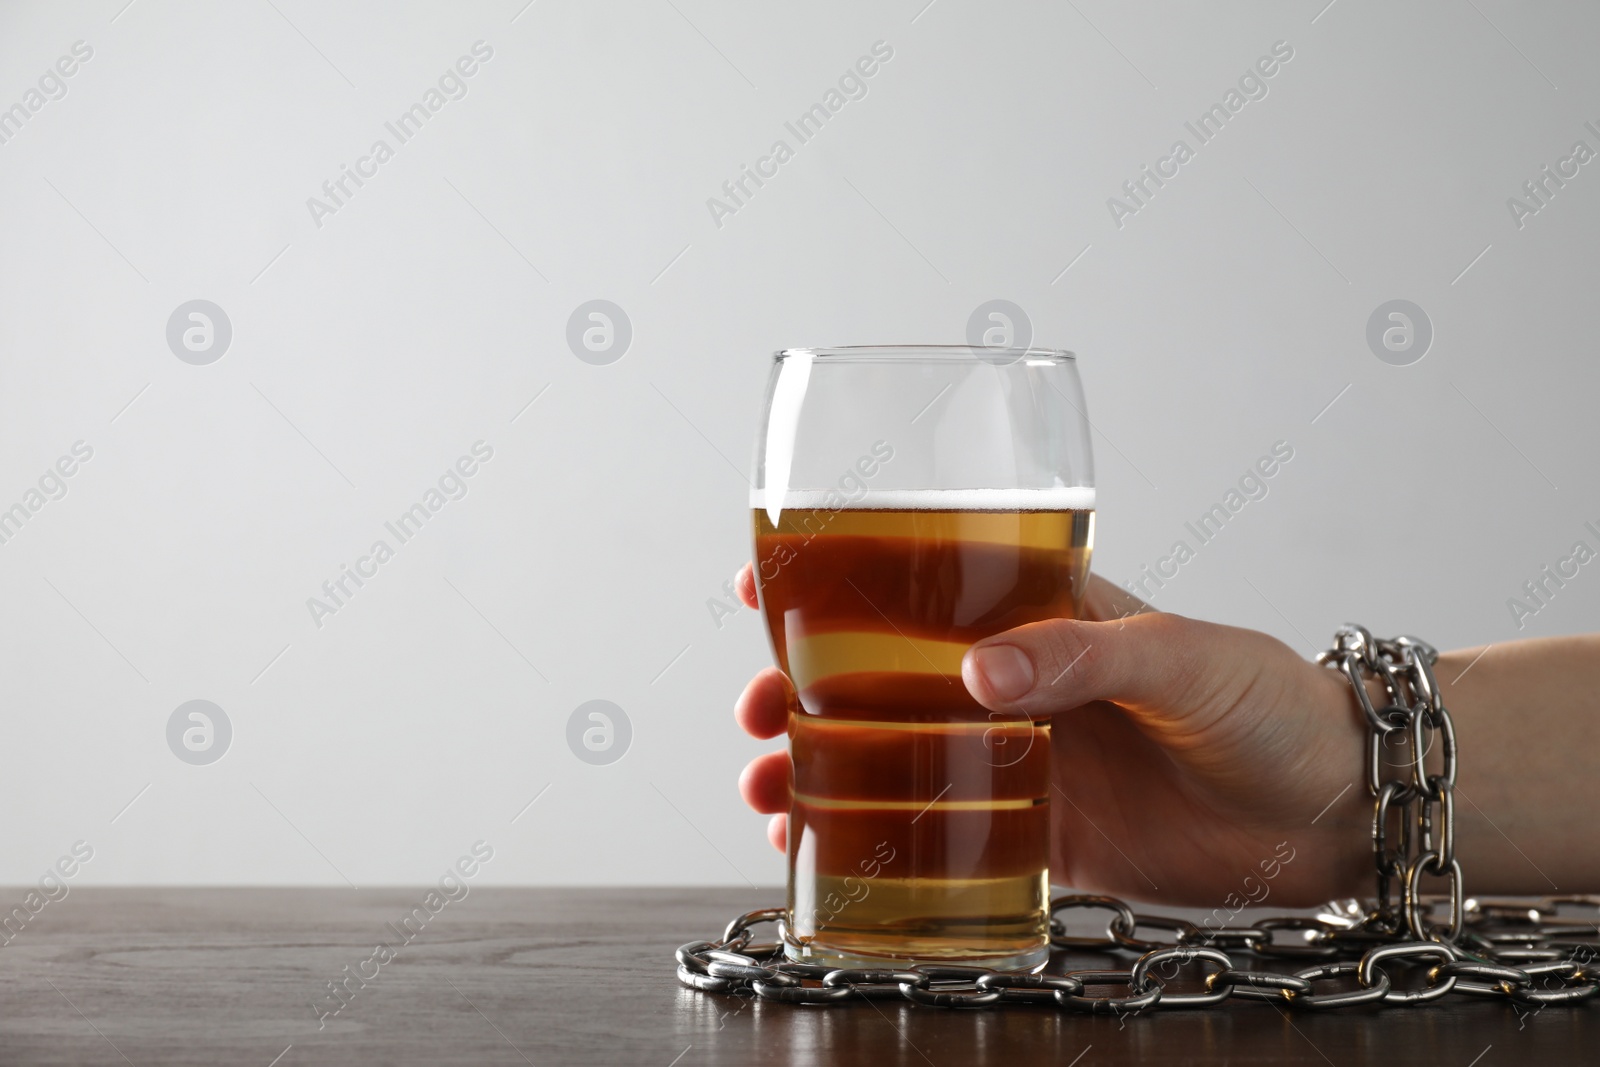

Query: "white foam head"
(749, 486), (1096, 511)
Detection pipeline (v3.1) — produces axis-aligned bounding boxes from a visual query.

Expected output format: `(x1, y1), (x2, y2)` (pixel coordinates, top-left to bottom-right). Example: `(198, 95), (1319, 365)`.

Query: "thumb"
(961, 611), (1247, 720)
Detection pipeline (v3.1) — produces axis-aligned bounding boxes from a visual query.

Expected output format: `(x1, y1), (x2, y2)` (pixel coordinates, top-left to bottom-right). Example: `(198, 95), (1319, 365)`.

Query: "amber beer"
(754, 489), (1094, 967)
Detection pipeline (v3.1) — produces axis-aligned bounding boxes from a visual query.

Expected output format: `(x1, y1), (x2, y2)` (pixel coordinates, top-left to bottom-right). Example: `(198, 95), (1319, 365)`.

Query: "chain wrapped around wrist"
(675, 625), (1600, 1013)
(1317, 624), (1459, 942)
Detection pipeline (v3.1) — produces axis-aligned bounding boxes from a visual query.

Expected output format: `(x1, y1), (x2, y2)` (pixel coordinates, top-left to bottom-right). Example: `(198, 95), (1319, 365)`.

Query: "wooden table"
(0, 887), (1583, 1065)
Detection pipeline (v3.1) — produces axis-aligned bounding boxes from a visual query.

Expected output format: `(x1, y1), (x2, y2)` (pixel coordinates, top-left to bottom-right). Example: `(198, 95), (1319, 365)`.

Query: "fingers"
(767, 813), (787, 852)
(734, 651), (789, 853)
(739, 750), (790, 813)
(736, 562), (758, 609)
(739, 748), (788, 853)
(962, 610), (1253, 720)
(734, 667), (792, 739)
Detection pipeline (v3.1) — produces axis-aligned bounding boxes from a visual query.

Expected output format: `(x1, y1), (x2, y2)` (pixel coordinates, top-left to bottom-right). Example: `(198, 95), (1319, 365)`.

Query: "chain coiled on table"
(675, 626), (1600, 1013)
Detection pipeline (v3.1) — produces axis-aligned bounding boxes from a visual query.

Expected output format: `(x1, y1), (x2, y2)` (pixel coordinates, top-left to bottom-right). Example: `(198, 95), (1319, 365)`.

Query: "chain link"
(676, 626), (1600, 1014)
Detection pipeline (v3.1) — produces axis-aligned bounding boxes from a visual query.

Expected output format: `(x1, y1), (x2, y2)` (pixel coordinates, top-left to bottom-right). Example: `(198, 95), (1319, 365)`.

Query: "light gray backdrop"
(0, 0), (1595, 888)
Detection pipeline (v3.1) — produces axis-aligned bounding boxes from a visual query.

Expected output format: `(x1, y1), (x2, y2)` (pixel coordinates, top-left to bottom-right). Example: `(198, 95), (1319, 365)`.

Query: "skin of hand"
(733, 563), (1378, 908)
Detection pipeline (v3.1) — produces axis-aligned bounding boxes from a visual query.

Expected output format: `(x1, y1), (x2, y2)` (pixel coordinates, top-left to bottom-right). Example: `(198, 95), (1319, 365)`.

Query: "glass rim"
(774, 344), (1076, 363)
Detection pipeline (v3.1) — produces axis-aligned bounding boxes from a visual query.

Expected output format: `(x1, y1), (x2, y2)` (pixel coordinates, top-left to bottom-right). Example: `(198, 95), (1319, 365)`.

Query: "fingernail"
(973, 644), (1035, 701)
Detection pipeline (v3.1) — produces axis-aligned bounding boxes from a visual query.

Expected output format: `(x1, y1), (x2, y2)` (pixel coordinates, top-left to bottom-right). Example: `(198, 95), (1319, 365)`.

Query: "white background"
(0, 0), (1595, 888)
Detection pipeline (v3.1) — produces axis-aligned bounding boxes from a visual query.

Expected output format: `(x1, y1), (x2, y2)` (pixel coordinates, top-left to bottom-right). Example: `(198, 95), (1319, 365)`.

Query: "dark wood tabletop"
(0, 887), (1583, 1065)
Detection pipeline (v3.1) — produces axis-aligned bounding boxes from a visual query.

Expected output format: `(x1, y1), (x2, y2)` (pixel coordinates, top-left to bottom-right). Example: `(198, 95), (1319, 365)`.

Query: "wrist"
(1284, 662), (1377, 903)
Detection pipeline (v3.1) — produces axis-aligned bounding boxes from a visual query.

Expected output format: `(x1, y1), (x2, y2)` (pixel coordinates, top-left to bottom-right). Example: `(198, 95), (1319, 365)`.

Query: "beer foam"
(750, 486), (1096, 511)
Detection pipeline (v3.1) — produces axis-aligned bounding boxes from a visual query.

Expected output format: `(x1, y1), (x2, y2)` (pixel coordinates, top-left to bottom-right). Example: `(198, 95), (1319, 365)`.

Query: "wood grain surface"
(0, 887), (1582, 1066)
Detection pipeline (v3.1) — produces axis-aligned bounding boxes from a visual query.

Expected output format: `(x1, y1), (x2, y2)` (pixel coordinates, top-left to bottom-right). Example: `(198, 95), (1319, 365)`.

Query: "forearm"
(1435, 634), (1600, 895)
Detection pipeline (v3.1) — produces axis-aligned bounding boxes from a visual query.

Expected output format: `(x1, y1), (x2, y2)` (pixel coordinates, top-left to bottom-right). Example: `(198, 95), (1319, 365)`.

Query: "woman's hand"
(733, 563), (1375, 907)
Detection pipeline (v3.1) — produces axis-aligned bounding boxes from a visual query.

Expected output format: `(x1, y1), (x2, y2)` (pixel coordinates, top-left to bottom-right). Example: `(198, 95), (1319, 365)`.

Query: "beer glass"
(751, 345), (1095, 969)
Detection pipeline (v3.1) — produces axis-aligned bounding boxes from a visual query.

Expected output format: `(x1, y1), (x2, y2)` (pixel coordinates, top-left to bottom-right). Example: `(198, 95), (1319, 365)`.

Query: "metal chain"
(676, 626), (1600, 1013)
(1317, 624), (1460, 941)
(677, 897), (1600, 1012)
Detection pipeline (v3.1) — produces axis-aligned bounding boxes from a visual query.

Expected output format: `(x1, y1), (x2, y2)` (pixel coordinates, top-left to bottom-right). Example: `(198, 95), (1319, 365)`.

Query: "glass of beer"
(751, 345), (1094, 970)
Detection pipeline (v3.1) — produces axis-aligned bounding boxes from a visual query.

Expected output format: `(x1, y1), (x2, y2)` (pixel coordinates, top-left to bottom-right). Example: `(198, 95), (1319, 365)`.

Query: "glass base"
(782, 930), (1051, 973)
